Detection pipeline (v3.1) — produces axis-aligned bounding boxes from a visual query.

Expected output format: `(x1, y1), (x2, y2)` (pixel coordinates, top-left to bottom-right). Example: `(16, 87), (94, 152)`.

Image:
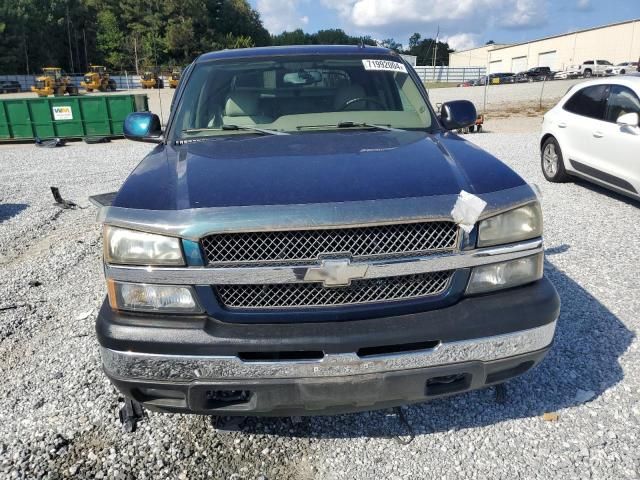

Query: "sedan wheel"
(543, 143), (558, 177)
(541, 137), (570, 183)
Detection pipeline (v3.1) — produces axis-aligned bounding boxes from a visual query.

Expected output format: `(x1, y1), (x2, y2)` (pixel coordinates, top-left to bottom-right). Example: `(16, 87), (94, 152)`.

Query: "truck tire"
(67, 85), (79, 96)
(584, 69), (592, 78)
(541, 137), (570, 183)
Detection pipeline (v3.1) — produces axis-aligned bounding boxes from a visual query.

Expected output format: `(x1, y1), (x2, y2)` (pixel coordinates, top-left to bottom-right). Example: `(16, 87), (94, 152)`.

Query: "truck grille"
(201, 222), (459, 266)
(215, 271), (453, 309)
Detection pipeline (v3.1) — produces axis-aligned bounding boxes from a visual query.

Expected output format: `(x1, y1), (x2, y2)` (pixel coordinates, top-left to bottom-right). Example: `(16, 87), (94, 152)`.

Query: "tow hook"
(118, 398), (146, 433)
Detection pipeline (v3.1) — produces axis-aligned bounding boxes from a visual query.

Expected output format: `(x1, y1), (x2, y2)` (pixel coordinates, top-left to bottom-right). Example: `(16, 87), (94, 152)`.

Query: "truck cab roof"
(196, 45), (397, 63)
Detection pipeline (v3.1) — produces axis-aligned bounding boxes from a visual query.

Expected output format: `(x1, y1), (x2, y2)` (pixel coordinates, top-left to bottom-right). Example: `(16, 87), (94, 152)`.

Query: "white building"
(449, 19), (640, 73)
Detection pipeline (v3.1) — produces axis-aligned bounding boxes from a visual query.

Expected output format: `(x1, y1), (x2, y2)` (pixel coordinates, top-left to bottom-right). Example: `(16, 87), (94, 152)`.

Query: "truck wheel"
(541, 137), (570, 183)
(68, 86), (78, 96)
(584, 69), (592, 78)
(468, 125), (475, 133)
(620, 69), (626, 75)
(476, 124), (482, 133)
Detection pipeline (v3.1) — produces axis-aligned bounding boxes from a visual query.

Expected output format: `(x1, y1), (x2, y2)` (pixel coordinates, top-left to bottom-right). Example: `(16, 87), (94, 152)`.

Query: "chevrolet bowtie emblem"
(304, 259), (369, 287)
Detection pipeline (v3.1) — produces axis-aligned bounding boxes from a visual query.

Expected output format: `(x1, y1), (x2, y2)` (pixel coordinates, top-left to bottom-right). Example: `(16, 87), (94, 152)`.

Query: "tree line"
(0, 0), (453, 75)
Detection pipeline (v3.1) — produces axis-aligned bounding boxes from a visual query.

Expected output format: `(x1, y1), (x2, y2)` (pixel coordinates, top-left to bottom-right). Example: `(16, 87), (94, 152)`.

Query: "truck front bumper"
(98, 278), (559, 416)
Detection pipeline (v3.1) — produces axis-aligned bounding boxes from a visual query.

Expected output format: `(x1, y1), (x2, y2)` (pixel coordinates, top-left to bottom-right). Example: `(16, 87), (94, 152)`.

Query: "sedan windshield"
(171, 55), (435, 140)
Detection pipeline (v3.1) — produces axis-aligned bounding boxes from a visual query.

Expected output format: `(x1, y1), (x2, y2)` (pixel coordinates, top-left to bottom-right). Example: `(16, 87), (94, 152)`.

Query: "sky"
(249, 0), (640, 51)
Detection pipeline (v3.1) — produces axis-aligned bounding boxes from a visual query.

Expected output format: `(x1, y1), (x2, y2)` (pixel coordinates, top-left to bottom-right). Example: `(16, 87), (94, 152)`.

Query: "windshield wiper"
(297, 122), (404, 132)
(181, 125), (289, 137)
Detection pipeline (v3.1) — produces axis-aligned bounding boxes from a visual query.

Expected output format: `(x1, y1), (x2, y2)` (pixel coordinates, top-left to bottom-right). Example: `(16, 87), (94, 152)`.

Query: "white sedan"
(540, 75), (640, 200)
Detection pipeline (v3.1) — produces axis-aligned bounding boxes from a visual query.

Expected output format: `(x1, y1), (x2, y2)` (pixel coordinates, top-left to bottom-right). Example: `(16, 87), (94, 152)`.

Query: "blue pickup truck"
(94, 45), (559, 428)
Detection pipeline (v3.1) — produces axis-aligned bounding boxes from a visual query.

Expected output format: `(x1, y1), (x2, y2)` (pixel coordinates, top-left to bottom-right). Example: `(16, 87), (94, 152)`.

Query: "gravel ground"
(0, 130), (639, 480)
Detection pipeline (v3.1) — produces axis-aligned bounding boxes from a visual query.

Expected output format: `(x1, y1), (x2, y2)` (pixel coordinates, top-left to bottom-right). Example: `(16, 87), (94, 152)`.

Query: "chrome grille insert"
(201, 222), (459, 266)
(215, 271), (453, 309)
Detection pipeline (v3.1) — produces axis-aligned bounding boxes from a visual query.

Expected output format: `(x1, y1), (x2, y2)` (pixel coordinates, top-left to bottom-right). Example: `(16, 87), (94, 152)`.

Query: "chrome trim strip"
(101, 320), (556, 381)
(104, 238), (543, 285)
(97, 184), (538, 240)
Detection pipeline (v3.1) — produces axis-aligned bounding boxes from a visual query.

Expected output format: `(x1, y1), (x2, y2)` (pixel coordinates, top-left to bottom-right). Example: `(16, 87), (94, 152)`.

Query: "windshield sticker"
(362, 59), (407, 73)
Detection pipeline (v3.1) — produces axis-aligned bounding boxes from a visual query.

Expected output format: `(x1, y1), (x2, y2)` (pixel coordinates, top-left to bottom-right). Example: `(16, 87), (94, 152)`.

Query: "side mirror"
(617, 112), (639, 128)
(440, 100), (477, 131)
(123, 112), (162, 143)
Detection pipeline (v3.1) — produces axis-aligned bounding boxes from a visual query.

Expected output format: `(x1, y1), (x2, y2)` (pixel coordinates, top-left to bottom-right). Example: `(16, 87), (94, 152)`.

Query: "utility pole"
(432, 25), (439, 81)
(83, 28), (89, 71)
(133, 36), (139, 75)
(66, 4), (74, 72)
(23, 33), (30, 75)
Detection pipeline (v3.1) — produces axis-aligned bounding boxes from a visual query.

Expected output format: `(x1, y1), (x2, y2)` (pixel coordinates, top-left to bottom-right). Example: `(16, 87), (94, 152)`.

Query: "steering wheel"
(338, 97), (386, 111)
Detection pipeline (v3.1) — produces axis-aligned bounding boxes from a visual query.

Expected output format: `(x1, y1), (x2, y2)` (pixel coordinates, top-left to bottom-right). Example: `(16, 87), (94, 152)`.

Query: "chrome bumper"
(101, 320), (556, 382)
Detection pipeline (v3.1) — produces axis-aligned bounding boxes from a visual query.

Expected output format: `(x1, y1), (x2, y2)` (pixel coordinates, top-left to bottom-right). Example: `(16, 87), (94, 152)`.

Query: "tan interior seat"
(222, 92), (272, 125)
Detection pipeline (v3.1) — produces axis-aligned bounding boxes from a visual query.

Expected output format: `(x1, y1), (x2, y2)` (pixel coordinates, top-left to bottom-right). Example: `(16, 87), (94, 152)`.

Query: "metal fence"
(0, 73), (171, 91)
(412, 66), (486, 84)
(4, 67), (487, 90)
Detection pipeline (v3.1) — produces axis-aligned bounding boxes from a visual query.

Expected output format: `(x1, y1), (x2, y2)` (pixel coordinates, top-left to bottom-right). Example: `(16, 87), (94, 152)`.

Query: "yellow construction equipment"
(81, 65), (117, 92)
(140, 69), (164, 89)
(31, 68), (78, 97)
(169, 68), (181, 89)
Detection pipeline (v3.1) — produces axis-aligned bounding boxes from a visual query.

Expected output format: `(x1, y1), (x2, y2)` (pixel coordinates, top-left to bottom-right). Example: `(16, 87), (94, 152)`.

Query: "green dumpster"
(0, 94), (148, 141)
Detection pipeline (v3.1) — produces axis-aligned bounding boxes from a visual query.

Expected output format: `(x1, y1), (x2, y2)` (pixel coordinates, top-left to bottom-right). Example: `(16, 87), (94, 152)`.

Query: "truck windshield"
(171, 55), (435, 140)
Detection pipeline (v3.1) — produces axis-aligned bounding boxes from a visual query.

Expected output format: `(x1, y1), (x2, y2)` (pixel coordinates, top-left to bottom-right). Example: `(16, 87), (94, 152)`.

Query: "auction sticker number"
(362, 59), (407, 73)
(52, 106), (73, 121)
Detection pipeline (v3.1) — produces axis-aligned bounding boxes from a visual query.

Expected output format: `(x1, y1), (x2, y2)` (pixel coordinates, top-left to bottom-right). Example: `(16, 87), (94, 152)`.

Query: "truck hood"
(113, 130), (525, 210)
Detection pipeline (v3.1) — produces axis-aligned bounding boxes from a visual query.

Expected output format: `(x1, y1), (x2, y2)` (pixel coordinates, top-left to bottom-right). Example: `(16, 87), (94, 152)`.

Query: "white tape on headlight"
(451, 190), (487, 234)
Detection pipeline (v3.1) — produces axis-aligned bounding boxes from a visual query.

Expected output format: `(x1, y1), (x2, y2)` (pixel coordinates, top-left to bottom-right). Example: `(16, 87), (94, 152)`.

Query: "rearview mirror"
(123, 112), (162, 143)
(440, 100), (477, 131)
(283, 70), (322, 85)
(617, 112), (639, 128)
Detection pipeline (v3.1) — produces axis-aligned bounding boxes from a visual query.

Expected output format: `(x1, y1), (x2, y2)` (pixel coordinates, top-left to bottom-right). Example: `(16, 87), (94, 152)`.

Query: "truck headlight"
(104, 226), (184, 266)
(466, 253), (543, 294)
(477, 203), (542, 247)
(107, 280), (202, 313)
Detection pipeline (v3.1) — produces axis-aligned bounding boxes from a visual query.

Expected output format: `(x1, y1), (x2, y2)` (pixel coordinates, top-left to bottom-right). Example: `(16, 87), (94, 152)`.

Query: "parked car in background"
(554, 65), (581, 80)
(612, 62), (638, 75)
(580, 60), (613, 77)
(514, 72), (529, 83)
(93, 45), (559, 425)
(524, 67), (553, 81)
(479, 73), (515, 85)
(0, 80), (21, 93)
(540, 75), (640, 200)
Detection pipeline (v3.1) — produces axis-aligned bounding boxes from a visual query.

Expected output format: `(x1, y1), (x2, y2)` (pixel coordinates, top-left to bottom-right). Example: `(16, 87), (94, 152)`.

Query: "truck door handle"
(557, 122), (567, 128)
(593, 131), (604, 138)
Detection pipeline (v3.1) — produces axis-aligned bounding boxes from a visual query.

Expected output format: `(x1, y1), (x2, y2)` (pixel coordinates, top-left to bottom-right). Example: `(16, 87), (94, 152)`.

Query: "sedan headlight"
(477, 203), (542, 247)
(466, 253), (543, 294)
(104, 226), (184, 266)
(107, 280), (202, 313)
